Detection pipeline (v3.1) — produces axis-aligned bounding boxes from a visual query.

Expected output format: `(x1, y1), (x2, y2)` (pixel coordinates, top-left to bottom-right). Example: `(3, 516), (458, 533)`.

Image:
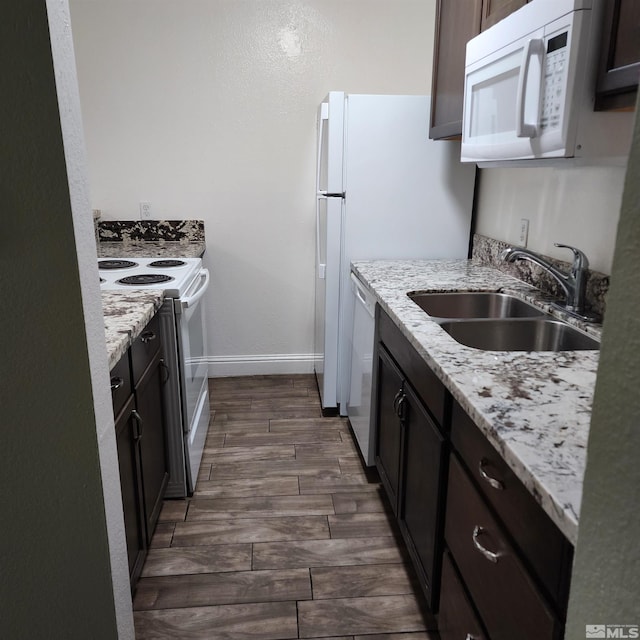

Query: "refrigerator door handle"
(316, 195), (326, 279)
(318, 191), (346, 198)
(316, 102), (328, 194)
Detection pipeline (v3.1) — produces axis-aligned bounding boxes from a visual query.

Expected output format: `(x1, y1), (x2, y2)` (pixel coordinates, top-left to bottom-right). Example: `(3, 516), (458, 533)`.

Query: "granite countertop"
(102, 290), (165, 370)
(352, 259), (602, 545)
(97, 240), (205, 259)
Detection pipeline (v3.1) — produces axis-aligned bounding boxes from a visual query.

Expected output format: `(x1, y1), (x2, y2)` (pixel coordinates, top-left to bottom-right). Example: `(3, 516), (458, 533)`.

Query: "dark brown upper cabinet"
(595, 0), (640, 111)
(481, 0), (527, 31)
(429, 0), (482, 140)
(429, 0), (527, 140)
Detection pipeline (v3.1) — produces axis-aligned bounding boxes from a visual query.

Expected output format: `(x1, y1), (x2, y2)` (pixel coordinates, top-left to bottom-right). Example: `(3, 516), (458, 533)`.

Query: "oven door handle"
(181, 268), (210, 309)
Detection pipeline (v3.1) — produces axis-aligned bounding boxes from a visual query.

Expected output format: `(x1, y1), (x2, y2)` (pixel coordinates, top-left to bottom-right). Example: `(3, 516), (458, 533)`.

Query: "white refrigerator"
(314, 92), (476, 415)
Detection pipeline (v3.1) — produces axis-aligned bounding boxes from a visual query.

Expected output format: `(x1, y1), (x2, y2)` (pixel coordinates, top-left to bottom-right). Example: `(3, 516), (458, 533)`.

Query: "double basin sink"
(408, 292), (599, 352)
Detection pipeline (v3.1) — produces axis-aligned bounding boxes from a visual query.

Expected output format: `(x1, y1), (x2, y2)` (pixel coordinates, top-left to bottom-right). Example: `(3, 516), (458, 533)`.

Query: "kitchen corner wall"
(69, 0), (435, 376)
(475, 164), (627, 275)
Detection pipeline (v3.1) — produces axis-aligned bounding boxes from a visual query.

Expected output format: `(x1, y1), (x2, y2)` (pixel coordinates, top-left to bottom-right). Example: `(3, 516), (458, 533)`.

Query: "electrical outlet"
(139, 201), (152, 220)
(519, 218), (529, 247)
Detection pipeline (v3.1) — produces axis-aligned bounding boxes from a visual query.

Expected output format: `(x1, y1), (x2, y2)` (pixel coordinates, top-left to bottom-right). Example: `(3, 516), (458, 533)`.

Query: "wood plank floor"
(133, 374), (437, 640)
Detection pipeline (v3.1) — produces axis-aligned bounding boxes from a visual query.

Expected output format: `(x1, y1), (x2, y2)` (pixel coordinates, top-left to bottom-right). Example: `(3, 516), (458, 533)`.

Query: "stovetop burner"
(148, 259), (186, 268)
(99, 259), (138, 270)
(117, 274), (174, 286)
(100, 256), (202, 296)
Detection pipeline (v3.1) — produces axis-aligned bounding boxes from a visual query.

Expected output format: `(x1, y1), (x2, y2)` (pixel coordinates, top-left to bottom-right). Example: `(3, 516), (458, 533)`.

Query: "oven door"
(176, 268), (211, 492)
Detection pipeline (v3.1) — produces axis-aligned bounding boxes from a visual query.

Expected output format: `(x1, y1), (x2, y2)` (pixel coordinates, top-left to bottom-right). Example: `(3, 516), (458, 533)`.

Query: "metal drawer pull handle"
(140, 331), (157, 344)
(479, 458), (504, 490)
(472, 525), (500, 563)
(110, 376), (124, 391)
(393, 389), (403, 413)
(466, 634), (480, 640)
(132, 409), (143, 440)
(396, 394), (406, 420)
(160, 359), (170, 383)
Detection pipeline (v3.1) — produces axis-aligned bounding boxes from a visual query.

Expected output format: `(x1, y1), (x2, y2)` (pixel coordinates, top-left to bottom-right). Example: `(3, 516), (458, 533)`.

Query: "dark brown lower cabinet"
(445, 455), (561, 640)
(450, 402), (573, 610)
(398, 380), (446, 610)
(371, 306), (573, 637)
(374, 345), (405, 514)
(114, 394), (146, 586)
(373, 307), (448, 612)
(438, 550), (488, 640)
(135, 348), (169, 545)
(111, 311), (169, 591)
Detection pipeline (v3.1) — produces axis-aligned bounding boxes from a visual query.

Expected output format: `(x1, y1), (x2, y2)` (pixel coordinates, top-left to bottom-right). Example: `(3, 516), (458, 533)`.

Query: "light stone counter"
(352, 259), (602, 545)
(102, 290), (164, 370)
(97, 240), (205, 259)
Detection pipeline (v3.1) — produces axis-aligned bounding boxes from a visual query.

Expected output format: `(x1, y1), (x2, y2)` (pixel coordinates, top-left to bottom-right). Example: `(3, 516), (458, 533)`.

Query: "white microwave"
(460, 0), (633, 166)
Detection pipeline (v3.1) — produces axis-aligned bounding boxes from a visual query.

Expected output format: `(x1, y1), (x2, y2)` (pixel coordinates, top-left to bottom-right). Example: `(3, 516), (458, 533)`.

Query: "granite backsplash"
(472, 234), (608, 319)
(95, 219), (206, 259)
(98, 219), (204, 242)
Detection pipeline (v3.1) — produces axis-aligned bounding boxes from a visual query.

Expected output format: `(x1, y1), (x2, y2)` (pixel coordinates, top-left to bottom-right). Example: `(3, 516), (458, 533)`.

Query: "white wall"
(475, 164), (627, 274)
(69, 0), (435, 375)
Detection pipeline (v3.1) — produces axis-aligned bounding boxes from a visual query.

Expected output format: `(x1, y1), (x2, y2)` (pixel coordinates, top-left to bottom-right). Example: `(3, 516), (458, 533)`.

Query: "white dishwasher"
(347, 272), (376, 466)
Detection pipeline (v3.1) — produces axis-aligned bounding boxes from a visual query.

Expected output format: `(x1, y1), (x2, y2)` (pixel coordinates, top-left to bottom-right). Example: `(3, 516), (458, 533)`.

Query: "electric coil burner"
(98, 259), (138, 270)
(149, 259), (186, 268)
(99, 257), (200, 297)
(117, 274), (174, 286)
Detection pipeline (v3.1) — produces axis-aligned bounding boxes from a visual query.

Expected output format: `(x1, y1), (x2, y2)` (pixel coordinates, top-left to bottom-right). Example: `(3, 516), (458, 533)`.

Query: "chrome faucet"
(501, 243), (599, 322)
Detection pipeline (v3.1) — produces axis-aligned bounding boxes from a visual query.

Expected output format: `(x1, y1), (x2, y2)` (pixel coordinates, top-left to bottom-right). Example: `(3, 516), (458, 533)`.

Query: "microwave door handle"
(516, 38), (545, 138)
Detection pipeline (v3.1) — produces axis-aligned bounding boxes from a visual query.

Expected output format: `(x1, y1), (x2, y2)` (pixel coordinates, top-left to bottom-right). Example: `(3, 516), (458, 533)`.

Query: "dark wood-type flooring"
(133, 374), (437, 639)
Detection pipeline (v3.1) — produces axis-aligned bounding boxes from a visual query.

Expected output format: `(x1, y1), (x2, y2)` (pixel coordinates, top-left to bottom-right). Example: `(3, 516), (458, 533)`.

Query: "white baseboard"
(207, 353), (317, 377)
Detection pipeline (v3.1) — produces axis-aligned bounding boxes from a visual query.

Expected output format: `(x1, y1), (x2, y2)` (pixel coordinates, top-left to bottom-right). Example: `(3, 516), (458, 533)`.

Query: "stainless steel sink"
(408, 291), (545, 319)
(439, 318), (600, 352)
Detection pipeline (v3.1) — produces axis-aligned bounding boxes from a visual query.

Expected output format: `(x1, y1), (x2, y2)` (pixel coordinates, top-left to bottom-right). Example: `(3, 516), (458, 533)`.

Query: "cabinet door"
(480, 0), (527, 31)
(595, 0), (640, 110)
(136, 349), (169, 545)
(374, 345), (405, 514)
(115, 394), (147, 587)
(429, 0), (482, 139)
(398, 381), (446, 611)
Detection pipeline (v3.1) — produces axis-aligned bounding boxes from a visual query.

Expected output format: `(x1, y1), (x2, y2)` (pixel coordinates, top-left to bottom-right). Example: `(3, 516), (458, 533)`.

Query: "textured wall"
(474, 164), (627, 275)
(565, 106), (640, 636)
(69, 0), (435, 374)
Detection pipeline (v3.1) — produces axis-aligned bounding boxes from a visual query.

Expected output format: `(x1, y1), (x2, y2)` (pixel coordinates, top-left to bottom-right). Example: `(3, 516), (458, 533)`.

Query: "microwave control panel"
(540, 31), (568, 132)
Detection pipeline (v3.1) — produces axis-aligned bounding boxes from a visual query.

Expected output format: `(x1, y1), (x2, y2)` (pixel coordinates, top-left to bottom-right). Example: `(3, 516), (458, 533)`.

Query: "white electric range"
(100, 257), (211, 496)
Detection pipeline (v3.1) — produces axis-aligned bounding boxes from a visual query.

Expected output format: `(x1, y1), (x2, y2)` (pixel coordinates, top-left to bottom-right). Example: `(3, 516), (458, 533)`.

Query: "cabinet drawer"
(445, 455), (561, 640)
(110, 353), (132, 417)
(438, 550), (487, 640)
(451, 402), (572, 610)
(377, 306), (448, 428)
(131, 313), (162, 383)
